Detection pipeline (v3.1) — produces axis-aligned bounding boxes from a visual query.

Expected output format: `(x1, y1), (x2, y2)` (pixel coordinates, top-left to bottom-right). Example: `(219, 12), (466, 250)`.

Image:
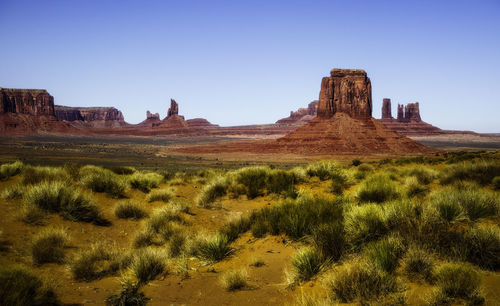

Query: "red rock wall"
(0, 88), (55, 116)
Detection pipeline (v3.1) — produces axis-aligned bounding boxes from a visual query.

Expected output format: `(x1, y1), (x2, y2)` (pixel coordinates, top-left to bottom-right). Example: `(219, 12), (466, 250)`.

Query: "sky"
(1, 0), (499, 132)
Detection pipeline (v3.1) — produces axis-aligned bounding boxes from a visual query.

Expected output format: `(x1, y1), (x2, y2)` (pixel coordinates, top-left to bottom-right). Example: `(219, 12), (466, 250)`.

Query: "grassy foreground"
(0, 151), (499, 305)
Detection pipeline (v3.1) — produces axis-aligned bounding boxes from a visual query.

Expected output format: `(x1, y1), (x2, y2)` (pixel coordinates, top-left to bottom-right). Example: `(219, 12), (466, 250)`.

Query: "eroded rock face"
(317, 68), (372, 119)
(380, 100), (440, 135)
(382, 98), (393, 119)
(1, 88), (55, 115)
(54, 106), (127, 128)
(146, 111), (160, 120)
(276, 100), (318, 124)
(167, 99), (178, 117)
(395, 102), (421, 122)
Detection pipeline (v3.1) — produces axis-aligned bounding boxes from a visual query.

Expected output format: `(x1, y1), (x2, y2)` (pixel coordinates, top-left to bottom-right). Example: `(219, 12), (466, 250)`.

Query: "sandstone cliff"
(276, 100), (318, 125)
(379, 99), (441, 136)
(54, 106), (128, 128)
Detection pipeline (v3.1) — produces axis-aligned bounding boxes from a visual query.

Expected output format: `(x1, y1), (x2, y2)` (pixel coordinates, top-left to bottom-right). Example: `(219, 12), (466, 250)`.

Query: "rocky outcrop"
(167, 99), (179, 117)
(379, 100), (441, 136)
(0, 87), (77, 135)
(1, 87), (55, 115)
(186, 118), (218, 128)
(54, 106), (128, 128)
(317, 69), (372, 119)
(147, 111), (160, 120)
(276, 100), (318, 125)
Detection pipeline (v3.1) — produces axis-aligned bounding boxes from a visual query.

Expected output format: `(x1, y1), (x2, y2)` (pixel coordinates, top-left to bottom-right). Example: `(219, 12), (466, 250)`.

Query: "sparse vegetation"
(115, 200), (148, 220)
(220, 269), (248, 291)
(105, 279), (149, 306)
(130, 248), (166, 285)
(364, 235), (404, 273)
(129, 172), (163, 193)
(80, 166), (126, 197)
(21, 165), (69, 185)
(146, 188), (175, 203)
(70, 244), (123, 281)
(433, 262), (481, 301)
(401, 246), (434, 282)
(440, 160), (500, 185)
(196, 176), (228, 207)
(344, 204), (388, 248)
(1, 183), (24, 200)
(357, 173), (400, 203)
(196, 233), (232, 263)
(31, 228), (69, 265)
(0, 161), (24, 181)
(291, 247), (325, 282)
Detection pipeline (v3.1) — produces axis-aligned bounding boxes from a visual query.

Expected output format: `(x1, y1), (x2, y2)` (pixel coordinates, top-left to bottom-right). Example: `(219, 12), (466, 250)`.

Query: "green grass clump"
(364, 236), (404, 273)
(403, 167), (438, 184)
(196, 233), (232, 263)
(311, 222), (344, 261)
(404, 176), (428, 197)
(70, 244), (122, 281)
(80, 166), (126, 197)
(1, 183), (25, 200)
(108, 166), (136, 175)
(357, 173), (400, 203)
(220, 269), (248, 291)
(24, 181), (107, 225)
(105, 279), (149, 306)
(265, 168), (299, 195)
(0, 265), (58, 305)
(326, 260), (398, 303)
(306, 161), (344, 181)
(32, 228), (69, 265)
(0, 161), (24, 181)
(492, 176), (500, 190)
(384, 199), (421, 237)
(114, 200), (148, 220)
(146, 189), (175, 203)
(130, 248), (166, 285)
(464, 225), (500, 270)
(345, 204), (388, 248)
(21, 165), (69, 185)
(431, 186), (498, 222)
(440, 160), (500, 185)
(401, 246), (434, 281)
(291, 248), (325, 282)
(434, 262), (481, 300)
(232, 166), (269, 198)
(196, 176), (228, 208)
(129, 172), (163, 193)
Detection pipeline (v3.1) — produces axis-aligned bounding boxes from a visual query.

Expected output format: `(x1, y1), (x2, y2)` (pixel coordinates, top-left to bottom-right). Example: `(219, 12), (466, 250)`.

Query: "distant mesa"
(276, 100), (318, 125)
(54, 105), (128, 128)
(0, 87), (76, 135)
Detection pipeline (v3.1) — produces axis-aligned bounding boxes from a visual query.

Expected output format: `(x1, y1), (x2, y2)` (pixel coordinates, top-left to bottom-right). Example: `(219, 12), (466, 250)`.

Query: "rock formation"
(382, 98), (393, 119)
(276, 101), (318, 125)
(317, 69), (372, 119)
(147, 111), (160, 120)
(379, 100), (441, 135)
(167, 99), (179, 117)
(54, 106), (128, 128)
(186, 118), (218, 128)
(0, 87), (76, 135)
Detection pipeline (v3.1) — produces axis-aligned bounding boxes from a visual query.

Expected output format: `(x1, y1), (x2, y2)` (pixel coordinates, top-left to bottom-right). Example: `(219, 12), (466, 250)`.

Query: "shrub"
(133, 229), (155, 248)
(105, 279), (149, 306)
(168, 232), (187, 258)
(265, 169), (298, 194)
(440, 160), (500, 185)
(352, 159), (361, 166)
(291, 248), (325, 282)
(20, 204), (47, 226)
(24, 181), (107, 225)
(401, 246), (434, 281)
(357, 173), (400, 203)
(108, 166), (136, 175)
(232, 166), (269, 198)
(114, 201), (148, 220)
(326, 259), (398, 303)
(130, 248), (166, 285)
(464, 225), (500, 270)
(146, 189), (175, 203)
(430, 188), (465, 222)
(0, 161), (24, 181)
(21, 166), (69, 185)
(365, 236), (404, 273)
(0, 265), (58, 305)
(344, 204), (388, 248)
(403, 167), (438, 185)
(129, 172), (163, 193)
(195, 176), (228, 208)
(32, 228), (69, 265)
(1, 184), (25, 200)
(492, 176), (500, 190)
(80, 167), (126, 197)
(220, 269), (248, 291)
(384, 199), (421, 237)
(70, 244), (119, 281)
(434, 262), (481, 299)
(311, 222), (344, 261)
(306, 161), (343, 181)
(404, 176), (428, 197)
(196, 233), (232, 263)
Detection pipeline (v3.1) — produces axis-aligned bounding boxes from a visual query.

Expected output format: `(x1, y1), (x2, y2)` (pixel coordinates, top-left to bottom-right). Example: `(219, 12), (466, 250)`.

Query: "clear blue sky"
(1, 0), (499, 132)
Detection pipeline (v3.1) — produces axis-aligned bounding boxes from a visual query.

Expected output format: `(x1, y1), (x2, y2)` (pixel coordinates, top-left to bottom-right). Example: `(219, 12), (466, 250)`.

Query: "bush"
(195, 176), (228, 208)
(311, 222), (344, 261)
(168, 232), (187, 258)
(384, 199), (421, 237)
(404, 176), (428, 197)
(24, 181), (107, 225)
(434, 262), (481, 299)
(492, 176), (500, 190)
(345, 204), (388, 248)
(146, 189), (175, 203)
(21, 204), (47, 226)
(32, 228), (69, 265)
(306, 161), (343, 181)
(130, 248), (166, 285)
(129, 172), (163, 193)
(352, 159), (361, 167)
(196, 233), (232, 263)
(232, 166), (269, 198)
(403, 167), (438, 185)
(291, 248), (325, 282)
(105, 279), (149, 306)
(21, 166), (70, 185)
(357, 173), (400, 203)
(265, 169), (298, 195)
(70, 244), (120, 281)
(80, 167), (126, 197)
(220, 269), (248, 291)
(401, 246), (434, 281)
(326, 259), (398, 303)
(108, 166), (136, 175)
(0, 265), (58, 305)
(440, 160), (500, 185)
(464, 225), (500, 270)
(431, 188), (465, 222)
(0, 161), (24, 181)
(365, 236), (404, 273)
(114, 201), (148, 220)
(1, 184), (25, 200)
